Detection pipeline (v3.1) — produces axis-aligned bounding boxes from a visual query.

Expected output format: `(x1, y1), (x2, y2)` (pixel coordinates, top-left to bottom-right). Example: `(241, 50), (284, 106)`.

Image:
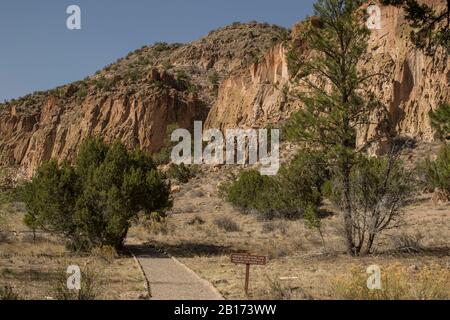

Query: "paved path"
(128, 244), (223, 300)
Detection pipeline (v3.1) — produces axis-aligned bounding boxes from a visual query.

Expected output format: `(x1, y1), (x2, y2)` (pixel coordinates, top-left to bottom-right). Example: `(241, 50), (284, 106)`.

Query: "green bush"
(23, 138), (172, 251)
(153, 124), (179, 166)
(222, 170), (277, 214)
(222, 150), (329, 220)
(166, 163), (196, 183)
(278, 151), (329, 209)
(430, 104), (450, 140)
(418, 144), (450, 199)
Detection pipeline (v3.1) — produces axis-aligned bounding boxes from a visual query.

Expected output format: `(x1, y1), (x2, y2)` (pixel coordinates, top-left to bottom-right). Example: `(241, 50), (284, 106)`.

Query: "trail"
(127, 244), (223, 300)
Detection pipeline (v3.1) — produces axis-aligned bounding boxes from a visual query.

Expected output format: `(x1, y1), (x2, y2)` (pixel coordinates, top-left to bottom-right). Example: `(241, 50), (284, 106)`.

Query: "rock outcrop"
(206, 1), (449, 149)
(0, 23), (288, 176)
(0, 70), (202, 177)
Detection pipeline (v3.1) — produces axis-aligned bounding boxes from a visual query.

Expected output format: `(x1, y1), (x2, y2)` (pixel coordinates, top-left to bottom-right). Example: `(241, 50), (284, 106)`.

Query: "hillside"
(0, 4), (449, 177)
(0, 22), (288, 176)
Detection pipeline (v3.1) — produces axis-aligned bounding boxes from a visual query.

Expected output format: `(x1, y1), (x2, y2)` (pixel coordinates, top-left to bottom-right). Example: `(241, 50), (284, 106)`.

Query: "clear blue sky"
(0, 0), (315, 101)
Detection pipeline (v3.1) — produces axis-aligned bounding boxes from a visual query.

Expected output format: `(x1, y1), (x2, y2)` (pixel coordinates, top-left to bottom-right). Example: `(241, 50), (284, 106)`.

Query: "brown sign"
(231, 253), (267, 296)
(231, 253), (267, 266)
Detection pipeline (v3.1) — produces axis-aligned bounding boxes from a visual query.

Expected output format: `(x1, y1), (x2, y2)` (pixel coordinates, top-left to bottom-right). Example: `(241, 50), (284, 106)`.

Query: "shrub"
(278, 150), (329, 209)
(430, 104), (450, 140)
(23, 138), (172, 251)
(261, 221), (288, 235)
(264, 276), (293, 300)
(91, 245), (119, 263)
(418, 144), (450, 200)
(166, 163), (195, 183)
(391, 232), (424, 254)
(153, 42), (170, 52)
(187, 216), (205, 226)
(144, 211), (169, 235)
(214, 216), (240, 232)
(153, 124), (179, 166)
(0, 285), (21, 300)
(223, 150), (329, 220)
(222, 170), (283, 219)
(325, 155), (414, 255)
(52, 265), (101, 300)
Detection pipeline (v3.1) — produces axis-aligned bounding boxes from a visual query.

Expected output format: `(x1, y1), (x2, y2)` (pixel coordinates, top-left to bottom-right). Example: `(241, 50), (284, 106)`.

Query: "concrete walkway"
(128, 244), (223, 300)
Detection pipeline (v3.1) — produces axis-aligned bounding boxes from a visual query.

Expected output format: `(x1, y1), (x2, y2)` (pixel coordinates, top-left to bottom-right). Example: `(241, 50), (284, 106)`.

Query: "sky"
(0, 0), (316, 101)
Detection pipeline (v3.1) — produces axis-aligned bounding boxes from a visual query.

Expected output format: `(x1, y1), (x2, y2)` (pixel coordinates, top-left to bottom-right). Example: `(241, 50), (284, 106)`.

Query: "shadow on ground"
(135, 241), (242, 258)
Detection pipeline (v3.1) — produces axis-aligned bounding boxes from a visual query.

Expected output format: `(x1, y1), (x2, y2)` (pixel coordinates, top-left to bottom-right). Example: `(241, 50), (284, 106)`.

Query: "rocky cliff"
(206, 1), (449, 149)
(0, 23), (288, 176)
(0, 70), (203, 177)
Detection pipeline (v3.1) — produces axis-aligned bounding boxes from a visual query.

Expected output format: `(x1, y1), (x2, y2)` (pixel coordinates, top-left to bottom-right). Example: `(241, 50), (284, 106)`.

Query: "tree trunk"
(318, 227), (327, 254)
(342, 161), (356, 256)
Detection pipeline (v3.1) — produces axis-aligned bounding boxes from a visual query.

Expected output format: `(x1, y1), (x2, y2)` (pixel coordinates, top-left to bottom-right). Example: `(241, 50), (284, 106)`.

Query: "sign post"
(231, 253), (267, 296)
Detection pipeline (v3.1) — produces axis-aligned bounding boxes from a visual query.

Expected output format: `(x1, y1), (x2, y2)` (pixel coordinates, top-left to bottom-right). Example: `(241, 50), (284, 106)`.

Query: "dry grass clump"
(91, 245), (119, 263)
(0, 285), (21, 300)
(51, 263), (102, 300)
(214, 216), (240, 232)
(333, 263), (450, 300)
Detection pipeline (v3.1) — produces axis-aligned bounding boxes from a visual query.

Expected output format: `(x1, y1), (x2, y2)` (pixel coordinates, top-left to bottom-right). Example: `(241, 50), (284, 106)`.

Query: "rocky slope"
(0, 23), (288, 176)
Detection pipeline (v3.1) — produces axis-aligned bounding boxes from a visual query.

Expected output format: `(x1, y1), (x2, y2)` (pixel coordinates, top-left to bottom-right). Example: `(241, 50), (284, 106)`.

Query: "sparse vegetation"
(418, 144), (450, 200)
(333, 264), (450, 300)
(324, 153), (414, 255)
(166, 163), (196, 184)
(214, 216), (240, 232)
(52, 264), (101, 300)
(187, 216), (205, 226)
(153, 124), (180, 166)
(0, 285), (21, 300)
(430, 104), (450, 140)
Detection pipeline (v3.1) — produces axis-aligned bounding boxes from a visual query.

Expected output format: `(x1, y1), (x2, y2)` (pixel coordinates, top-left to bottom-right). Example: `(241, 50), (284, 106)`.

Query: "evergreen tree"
(23, 138), (172, 251)
(285, 0), (386, 255)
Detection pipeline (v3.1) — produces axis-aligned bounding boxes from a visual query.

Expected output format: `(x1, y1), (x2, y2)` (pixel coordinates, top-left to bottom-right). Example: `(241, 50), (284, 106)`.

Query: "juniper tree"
(285, 0), (387, 255)
(23, 138), (172, 251)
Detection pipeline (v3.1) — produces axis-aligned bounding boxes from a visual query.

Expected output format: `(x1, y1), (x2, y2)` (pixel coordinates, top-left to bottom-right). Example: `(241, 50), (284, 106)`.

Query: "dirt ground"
(0, 202), (147, 300)
(128, 166), (450, 300)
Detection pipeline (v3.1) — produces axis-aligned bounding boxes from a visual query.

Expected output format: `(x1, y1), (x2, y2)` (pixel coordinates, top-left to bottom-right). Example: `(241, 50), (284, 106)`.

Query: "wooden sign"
(231, 253), (267, 296)
(231, 253), (267, 266)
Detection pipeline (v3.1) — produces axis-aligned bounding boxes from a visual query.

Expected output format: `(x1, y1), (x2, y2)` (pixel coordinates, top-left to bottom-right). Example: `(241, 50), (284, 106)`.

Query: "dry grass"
(0, 210), (147, 300)
(128, 167), (450, 300)
(333, 263), (450, 300)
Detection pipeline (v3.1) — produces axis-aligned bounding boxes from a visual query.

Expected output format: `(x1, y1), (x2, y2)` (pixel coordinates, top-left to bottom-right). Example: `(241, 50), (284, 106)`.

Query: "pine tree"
(285, 0), (385, 255)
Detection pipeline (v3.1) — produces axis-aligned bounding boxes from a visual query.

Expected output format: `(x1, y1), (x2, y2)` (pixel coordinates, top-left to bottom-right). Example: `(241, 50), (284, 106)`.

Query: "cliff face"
(0, 23), (288, 176)
(206, 1), (449, 149)
(0, 70), (202, 177)
(205, 44), (290, 130)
